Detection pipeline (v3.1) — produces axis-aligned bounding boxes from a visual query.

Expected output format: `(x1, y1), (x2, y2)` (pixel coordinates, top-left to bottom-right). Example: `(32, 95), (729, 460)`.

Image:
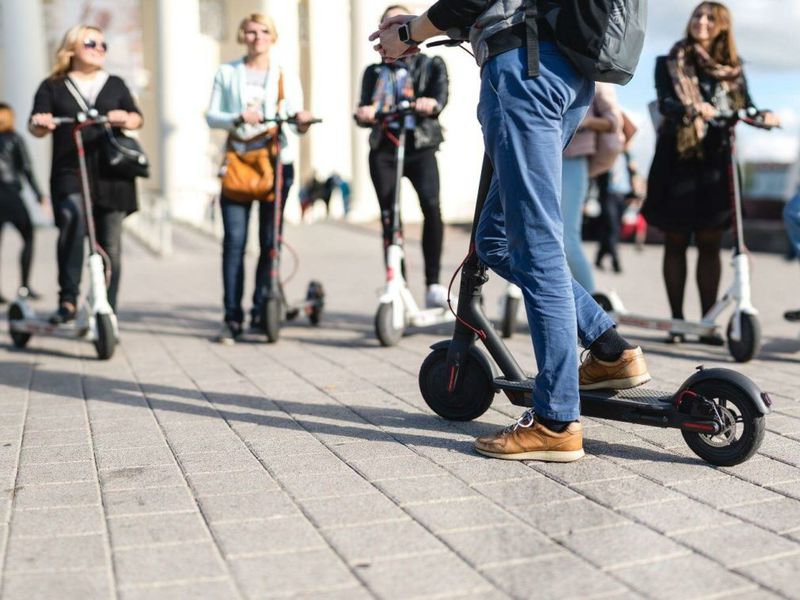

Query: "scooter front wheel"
(8, 304), (31, 348)
(264, 297), (282, 343)
(727, 313), (761, 363)
(419, 346), (495, 421)
(94, 313), (116, 360)
(375, 301), (404, 347)
(681, 380), (765, 466)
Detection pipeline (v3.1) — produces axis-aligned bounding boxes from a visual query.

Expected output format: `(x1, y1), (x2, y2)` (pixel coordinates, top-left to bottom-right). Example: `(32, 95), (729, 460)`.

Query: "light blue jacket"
(206, 58), (304, 164)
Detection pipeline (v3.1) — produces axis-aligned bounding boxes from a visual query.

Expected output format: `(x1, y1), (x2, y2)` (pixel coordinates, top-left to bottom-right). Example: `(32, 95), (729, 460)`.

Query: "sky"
(615, 0), (800, 169)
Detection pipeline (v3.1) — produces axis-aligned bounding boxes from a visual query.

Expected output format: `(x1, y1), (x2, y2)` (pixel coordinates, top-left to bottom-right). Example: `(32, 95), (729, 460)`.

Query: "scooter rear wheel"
(500, 296), (520, 339)
(8, 304), (31, 348)
(94, 313), (116, 360)
(264, 297), (282, 344)
(419, 347), (495, 421)
(681, 380), (765, 466)
(727, 313), (760, 363)
(375, 301), (403, 347)
(306, 280), (324, 326)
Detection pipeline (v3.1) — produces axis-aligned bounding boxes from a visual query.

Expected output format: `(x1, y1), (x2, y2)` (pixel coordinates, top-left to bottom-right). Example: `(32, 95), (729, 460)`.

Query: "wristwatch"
(398, 22), (422, 46)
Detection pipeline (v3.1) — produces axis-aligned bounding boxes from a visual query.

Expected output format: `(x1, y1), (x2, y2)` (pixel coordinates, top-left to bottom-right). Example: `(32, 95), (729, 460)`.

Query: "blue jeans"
(561, 156), (594, 292)
(220, 164), (294, 324)
(475, 45), (614, 421)
(784, 191), (800, 258)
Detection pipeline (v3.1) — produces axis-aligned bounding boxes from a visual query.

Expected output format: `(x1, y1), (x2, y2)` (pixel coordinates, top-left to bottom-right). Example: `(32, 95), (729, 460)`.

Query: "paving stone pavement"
(1, 219), (800, 599)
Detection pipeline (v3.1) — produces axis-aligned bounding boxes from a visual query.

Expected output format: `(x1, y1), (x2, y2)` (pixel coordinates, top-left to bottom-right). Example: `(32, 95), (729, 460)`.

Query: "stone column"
(156, 0), (213, 231)
(347, 0), (380, 222)
(0, 0), (49, 200)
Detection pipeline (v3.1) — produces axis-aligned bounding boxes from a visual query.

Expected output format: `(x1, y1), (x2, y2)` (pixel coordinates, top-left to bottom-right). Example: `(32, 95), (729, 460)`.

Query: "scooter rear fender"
(676, 367), (771, 416)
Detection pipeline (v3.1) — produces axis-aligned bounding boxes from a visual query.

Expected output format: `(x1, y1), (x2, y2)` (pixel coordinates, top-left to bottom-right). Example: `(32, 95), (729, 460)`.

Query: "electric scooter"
(260, 115), (325, 344)
(370, 99), (455, 346)
(419, 155), (771, 466)
(592, 109), (779, 363)
(8, 112), (117, 360)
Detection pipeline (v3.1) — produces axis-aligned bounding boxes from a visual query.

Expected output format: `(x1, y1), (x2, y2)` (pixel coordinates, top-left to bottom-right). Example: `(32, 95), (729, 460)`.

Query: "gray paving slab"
(3, 222), (800, 597)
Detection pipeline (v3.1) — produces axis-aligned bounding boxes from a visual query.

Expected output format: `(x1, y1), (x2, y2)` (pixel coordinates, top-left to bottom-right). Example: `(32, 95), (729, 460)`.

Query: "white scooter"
(369, 99), (454, 346)
(8, 112), (117, 360)
(592, 108), (778, 363)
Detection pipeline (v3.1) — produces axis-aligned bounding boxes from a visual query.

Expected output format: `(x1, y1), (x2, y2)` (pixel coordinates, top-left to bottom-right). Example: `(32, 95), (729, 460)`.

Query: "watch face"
(399, 24), (410, 43)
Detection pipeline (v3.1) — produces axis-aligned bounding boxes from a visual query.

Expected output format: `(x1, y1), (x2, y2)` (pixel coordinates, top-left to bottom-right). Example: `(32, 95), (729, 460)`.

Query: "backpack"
(535, 0), (648, 85)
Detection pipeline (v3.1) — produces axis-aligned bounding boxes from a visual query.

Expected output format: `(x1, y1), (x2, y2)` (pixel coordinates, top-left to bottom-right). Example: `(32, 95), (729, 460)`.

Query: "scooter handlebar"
(258, 115), (322, 126)
(52, 112), (111, 126)
(710, 107), (778, 130)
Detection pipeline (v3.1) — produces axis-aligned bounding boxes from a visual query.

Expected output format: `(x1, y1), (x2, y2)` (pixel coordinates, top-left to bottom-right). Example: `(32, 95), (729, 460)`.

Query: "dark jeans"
(369, 145), (443, 286)
(53, 193), (124, 309)
(0, 185), (34, 289)
(220, 164), (294, 324)
(595, 173), (624, 265)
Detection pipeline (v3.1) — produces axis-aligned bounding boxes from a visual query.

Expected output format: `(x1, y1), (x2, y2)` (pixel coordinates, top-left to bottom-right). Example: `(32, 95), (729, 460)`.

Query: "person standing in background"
(0, 102), (49, 303)
(29, 25), (143, 324)
(206, 12), (313, 344)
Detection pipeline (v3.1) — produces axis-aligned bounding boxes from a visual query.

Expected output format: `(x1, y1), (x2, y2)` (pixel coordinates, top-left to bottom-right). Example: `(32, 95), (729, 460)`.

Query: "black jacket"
(428, 0), (494, 31)
(358, 54), (449, 152)
(30, 75), (142, 214)
(0, 131), (43, 198)
(643, 55), (755, 232)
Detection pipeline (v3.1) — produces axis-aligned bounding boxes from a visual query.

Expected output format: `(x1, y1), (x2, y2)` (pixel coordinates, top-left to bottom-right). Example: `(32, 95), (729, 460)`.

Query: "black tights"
(663, 229), (724, 320)
(0, 188), (34, 290)
(369, 145), (443, 286)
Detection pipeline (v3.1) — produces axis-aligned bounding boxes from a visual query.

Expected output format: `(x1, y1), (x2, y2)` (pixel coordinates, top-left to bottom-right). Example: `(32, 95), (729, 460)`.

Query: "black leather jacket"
(0, 131), (43, 197)
(358, 54), (449, 152)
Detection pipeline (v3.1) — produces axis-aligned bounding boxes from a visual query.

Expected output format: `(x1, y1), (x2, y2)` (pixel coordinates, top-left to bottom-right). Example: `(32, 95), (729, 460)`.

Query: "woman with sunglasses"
(29, 25), (143, 324)
(207, 12), (313, 344)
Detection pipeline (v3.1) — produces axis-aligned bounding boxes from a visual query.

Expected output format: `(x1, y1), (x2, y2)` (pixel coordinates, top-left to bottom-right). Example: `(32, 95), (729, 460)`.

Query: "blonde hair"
(237, 13), (278, 44)
(51, 24), (104, 80)
(0, 103), (14, 133)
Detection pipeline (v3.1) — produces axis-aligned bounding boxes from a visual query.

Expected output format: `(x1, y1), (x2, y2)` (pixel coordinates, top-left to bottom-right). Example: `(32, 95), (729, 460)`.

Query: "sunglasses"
(83, 39), (108, 52)
(243, 28), (271, 37)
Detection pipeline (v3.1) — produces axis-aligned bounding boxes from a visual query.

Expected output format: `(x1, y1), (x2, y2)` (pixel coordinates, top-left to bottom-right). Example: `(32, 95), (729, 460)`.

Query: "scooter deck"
(495, 377), (673, 412)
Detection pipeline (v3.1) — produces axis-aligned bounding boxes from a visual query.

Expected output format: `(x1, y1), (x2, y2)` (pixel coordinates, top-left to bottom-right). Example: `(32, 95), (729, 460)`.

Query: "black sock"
(589, 326), (635, 362)
(538, 417), (574, 433)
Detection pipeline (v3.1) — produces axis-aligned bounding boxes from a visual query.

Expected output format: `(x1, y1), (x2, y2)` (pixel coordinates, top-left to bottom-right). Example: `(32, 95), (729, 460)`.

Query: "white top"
(70, 71), (109, 106)
(206, 58), (305, 165)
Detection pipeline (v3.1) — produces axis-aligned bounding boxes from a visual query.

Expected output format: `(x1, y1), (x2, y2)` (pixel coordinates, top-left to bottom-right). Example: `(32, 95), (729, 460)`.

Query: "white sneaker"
(426, 284), (454, 309)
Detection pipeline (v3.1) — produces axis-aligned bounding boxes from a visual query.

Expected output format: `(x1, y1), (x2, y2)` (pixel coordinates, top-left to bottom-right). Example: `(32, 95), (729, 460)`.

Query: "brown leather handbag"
(221, 72), (284, 202)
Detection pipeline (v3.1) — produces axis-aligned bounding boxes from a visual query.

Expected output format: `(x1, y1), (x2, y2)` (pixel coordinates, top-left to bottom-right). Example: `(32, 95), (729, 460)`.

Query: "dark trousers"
(595, 173), (624, 265)
(53, 193), (124, 309)
(220, 164), (294, 324)
(369, 145), (442, 286)
(0, 185), (34, 290)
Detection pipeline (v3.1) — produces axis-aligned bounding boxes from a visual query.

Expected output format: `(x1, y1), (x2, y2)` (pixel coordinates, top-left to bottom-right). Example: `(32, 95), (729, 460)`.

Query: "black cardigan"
(30, 75), (143, 214)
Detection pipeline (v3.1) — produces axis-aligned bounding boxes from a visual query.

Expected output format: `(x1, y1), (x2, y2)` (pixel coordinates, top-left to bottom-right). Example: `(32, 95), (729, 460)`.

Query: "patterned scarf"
(371, 61), (416, 131)
(666, 40), (746, 159)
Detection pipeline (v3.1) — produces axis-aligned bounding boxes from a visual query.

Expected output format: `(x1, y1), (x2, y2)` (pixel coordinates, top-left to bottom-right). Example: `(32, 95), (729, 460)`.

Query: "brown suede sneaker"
(579, 346), (651, 390)
(474, 411), (584, 462)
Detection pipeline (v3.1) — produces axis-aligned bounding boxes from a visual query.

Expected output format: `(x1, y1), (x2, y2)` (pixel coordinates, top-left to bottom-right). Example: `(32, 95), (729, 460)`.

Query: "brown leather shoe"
(579, 346), (651, 390)
(474, 411), (584, 462)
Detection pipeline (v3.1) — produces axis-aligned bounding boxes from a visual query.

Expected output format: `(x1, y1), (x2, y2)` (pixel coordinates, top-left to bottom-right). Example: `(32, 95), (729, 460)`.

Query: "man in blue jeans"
(373, 0), (650, 462)
(784, 189), (800, 322)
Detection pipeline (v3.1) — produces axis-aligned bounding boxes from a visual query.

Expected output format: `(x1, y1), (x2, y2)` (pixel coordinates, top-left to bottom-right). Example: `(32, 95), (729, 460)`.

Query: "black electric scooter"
(260, 115), (325, 343)
(418, 155), (771, 466)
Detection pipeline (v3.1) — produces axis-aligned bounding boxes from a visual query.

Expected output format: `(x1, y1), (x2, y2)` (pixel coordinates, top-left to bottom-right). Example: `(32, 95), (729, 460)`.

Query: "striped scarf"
(666, 40), (746, 159)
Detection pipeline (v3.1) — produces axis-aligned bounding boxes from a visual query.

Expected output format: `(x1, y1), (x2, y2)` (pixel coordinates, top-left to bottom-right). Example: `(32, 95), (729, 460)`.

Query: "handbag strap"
(276, 69), (285, 115)
(64, 77), (92, 113)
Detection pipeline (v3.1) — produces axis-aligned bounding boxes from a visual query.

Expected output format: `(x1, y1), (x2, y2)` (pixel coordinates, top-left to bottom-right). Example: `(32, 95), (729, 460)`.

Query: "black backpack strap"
(525, 0), (541, 77)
